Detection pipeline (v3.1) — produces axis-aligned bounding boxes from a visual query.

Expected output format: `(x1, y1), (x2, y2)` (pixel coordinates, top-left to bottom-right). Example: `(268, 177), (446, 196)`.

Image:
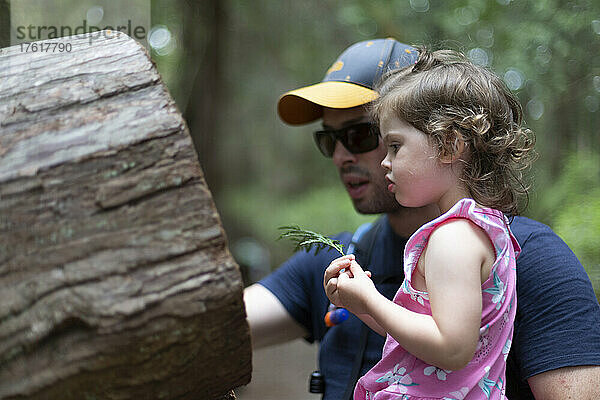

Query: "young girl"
(324, 49), (535, 399)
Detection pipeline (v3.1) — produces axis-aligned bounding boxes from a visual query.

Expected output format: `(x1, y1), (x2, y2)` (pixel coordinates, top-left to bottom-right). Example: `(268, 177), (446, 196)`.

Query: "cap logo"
(326, 60), (344, 75)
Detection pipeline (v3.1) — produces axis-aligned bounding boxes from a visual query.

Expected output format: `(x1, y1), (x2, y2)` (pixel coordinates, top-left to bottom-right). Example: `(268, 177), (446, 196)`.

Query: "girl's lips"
(385, 176), (395, 193)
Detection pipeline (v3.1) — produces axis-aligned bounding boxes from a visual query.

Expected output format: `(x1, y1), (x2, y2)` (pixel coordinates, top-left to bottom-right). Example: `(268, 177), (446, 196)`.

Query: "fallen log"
(0, 31), (251, 400)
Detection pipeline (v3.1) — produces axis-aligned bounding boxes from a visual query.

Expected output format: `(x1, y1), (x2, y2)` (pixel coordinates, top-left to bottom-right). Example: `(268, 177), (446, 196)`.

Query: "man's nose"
(332, 140), (357, 167)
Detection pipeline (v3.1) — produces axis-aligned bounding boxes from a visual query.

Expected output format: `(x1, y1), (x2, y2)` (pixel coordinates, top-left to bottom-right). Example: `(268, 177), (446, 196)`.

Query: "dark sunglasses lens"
(314, 132), (336, 157)
(314, 124), (379, 157)
(344, 124), (379, 153)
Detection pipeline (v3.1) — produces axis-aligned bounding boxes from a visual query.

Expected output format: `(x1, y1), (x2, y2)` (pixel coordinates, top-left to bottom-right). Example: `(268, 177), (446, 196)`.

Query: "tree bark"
(0, 31), (251, 400)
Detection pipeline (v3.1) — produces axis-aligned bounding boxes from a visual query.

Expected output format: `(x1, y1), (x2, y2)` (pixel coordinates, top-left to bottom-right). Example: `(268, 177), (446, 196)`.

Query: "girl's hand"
(324, 255), (375, 315)
(336, 261), (377, 315)
(323, 255), (355, 307)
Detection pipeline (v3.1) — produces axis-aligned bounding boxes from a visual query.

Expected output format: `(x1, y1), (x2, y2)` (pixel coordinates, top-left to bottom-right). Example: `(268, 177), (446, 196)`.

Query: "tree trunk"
(0, 31), (251, 400)
(183, 0), (226, 196)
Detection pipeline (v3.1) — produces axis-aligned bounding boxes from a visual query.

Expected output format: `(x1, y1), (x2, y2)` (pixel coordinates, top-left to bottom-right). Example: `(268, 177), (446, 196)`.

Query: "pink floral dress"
(354, 198), (520, 400)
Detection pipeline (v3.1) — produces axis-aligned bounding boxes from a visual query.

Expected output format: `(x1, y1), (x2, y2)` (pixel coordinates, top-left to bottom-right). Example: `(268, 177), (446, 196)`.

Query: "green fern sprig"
(278, 225), (345, 256)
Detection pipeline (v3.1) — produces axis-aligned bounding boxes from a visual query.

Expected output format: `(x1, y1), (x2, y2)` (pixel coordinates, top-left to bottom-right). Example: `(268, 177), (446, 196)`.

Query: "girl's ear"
(439, 133), (466, 164)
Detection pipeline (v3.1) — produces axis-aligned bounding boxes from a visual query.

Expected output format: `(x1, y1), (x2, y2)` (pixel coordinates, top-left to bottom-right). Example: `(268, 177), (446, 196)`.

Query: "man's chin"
(351, 198), (402, 215)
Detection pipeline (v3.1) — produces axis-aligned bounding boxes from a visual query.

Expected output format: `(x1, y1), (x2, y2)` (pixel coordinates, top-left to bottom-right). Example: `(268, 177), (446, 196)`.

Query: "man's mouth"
(343, 175), (369, 199)
(347, 180), (367, 189)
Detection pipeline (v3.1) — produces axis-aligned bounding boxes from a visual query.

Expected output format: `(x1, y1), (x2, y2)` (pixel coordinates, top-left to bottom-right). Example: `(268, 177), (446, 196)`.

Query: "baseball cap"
(277, 38), (418, 125)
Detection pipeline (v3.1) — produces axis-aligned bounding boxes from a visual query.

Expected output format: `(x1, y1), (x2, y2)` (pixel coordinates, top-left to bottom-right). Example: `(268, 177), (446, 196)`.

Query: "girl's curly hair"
(371, 48), (536, 216)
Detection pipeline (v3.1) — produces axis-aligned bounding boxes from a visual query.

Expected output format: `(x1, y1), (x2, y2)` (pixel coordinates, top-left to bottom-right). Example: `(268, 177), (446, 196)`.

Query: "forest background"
(151, 0), (600, 297)
(1, 0), (598, 294)
(1, 1), (599, 398)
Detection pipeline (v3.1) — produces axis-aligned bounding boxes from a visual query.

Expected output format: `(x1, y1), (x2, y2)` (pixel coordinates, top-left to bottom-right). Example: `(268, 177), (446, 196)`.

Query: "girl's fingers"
(325, 277), (338, 296)
(337, 271), (350, 283)
(348, 260), (365, 276)
(324, 255), (355, 283)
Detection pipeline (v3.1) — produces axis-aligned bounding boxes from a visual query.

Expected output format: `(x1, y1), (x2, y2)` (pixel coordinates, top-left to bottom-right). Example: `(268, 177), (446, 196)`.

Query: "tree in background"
(149, 0), (599, 291)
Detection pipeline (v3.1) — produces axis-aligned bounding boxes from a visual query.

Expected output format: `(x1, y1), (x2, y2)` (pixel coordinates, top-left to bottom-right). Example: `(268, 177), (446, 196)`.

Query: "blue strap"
(346, 222), (373, 255)
(325, 222), (374, 326)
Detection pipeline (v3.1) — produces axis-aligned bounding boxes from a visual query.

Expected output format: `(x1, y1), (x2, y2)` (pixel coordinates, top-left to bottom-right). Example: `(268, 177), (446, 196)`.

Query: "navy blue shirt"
(260, 215), (600, 400)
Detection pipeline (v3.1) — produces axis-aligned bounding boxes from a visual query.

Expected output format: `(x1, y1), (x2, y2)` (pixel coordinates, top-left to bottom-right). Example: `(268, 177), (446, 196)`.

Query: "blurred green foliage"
(146, 0), (600, 294)
(219, 184), (375, 265)
(545, 152), (600, 299)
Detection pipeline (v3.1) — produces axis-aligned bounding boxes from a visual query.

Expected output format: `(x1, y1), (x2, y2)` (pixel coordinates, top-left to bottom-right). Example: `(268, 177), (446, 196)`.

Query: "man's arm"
(509, 216), (600, 399)
(244, 283), (308, 349)
(528, 365), (600, 400)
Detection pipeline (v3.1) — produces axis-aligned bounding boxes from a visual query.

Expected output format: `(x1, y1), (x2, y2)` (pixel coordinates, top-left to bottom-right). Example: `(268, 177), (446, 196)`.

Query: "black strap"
(341, 217), (385, 400)
(342, 324), (370, 400)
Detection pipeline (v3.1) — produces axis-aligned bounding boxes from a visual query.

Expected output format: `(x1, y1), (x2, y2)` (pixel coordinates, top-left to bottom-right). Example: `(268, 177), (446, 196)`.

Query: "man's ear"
(439, 134), (466, 164)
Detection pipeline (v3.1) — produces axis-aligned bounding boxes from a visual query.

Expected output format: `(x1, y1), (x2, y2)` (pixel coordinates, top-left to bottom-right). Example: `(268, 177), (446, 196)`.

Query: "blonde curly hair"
(371, 48), (536, 216)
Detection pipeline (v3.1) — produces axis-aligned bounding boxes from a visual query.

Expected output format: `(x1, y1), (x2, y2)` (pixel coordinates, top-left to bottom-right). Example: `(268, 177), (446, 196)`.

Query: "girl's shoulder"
(407, 198), (506, 261)
(413, 198), (505, 239)
(427, 216), (494, 255)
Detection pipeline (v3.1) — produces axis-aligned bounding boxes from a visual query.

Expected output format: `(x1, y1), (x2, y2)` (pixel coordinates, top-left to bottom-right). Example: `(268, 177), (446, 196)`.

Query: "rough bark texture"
(0, 32), (251, 400)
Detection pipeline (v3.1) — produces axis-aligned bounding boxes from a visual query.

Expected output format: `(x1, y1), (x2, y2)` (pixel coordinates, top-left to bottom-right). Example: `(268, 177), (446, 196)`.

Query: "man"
(244, 38), (600, 399)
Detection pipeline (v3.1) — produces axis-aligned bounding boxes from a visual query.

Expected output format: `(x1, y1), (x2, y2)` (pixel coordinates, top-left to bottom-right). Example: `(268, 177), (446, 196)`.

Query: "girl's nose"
(381, 155), (391, 171)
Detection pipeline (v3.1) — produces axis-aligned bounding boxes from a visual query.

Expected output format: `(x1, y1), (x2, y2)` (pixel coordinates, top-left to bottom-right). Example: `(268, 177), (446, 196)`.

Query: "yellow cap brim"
(277, 81), (378, 125)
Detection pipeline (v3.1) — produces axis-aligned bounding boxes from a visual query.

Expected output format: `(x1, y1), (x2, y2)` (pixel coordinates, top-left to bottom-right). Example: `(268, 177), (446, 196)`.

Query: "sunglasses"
(313, 122), (380, 158)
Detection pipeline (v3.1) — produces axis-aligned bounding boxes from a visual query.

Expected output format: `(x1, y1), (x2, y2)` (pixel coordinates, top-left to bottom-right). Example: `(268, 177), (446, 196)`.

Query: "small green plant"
(278, 225), (344, 256)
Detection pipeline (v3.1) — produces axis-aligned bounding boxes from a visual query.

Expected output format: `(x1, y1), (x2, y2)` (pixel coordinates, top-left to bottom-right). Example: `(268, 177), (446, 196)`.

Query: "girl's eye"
(389, 144), (401, 153)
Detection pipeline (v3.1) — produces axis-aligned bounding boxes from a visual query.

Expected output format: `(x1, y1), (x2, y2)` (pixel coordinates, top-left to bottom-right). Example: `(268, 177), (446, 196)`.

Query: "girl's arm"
(336, 219), (492, 371)
(354, 313), (386, 337)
